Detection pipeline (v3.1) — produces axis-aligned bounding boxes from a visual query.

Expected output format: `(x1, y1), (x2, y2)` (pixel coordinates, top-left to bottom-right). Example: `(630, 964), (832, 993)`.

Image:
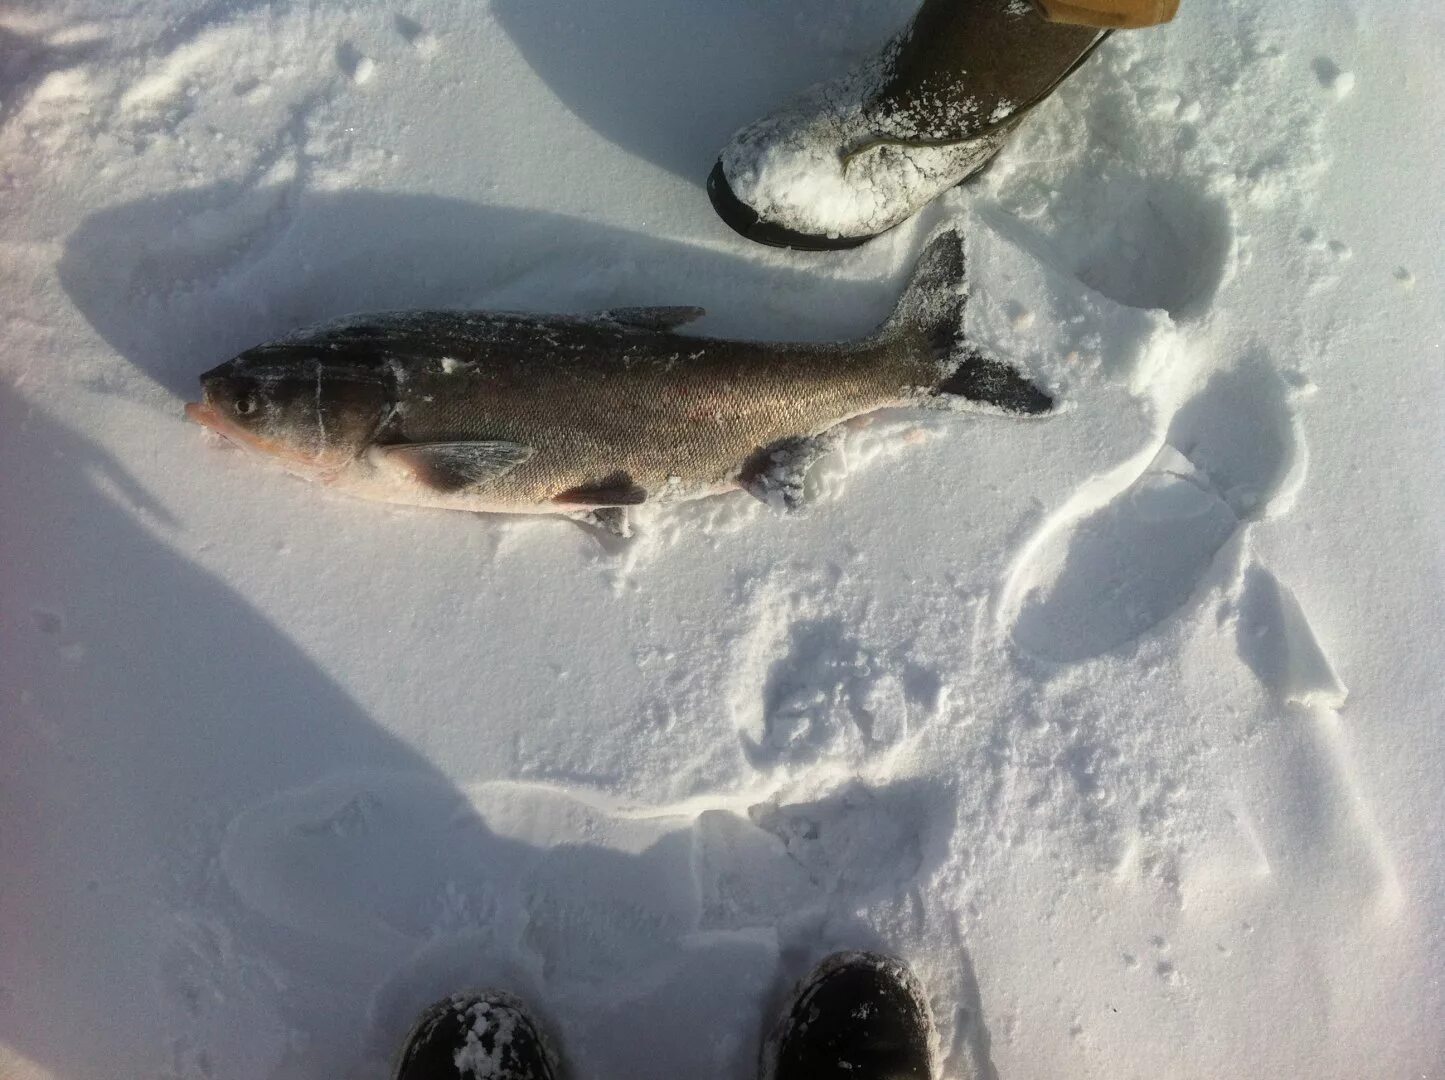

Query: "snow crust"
(3, 1), (1443, 1078)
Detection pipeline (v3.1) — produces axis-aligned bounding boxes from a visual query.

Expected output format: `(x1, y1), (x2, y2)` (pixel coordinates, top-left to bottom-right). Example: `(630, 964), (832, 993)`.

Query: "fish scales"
(382, 315), (915, 504)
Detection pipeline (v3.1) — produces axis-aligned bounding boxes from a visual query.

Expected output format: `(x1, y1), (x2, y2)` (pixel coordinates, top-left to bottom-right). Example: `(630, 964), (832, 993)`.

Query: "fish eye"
(233, 393), (258, 417)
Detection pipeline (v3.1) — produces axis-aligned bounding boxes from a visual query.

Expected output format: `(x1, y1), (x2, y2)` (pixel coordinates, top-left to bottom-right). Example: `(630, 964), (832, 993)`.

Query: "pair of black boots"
(394, 952), (932, 1080)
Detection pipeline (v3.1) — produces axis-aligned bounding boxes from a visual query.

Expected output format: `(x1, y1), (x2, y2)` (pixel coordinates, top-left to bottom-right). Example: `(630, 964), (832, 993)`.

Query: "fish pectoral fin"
(599, 306), (707, 332)
(373, 440), (534, 492)
(552, 471), (648, 507)
(741, 433), (838, 513)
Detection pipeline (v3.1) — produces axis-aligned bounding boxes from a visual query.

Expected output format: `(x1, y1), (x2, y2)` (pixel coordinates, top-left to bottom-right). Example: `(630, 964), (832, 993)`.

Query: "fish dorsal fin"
(373, 441), (534, 492)
(599, 306), (706, 332)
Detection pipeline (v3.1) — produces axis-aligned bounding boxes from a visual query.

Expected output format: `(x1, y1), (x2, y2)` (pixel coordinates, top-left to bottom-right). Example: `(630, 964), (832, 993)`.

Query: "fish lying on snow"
(186, 230), (1050, 533)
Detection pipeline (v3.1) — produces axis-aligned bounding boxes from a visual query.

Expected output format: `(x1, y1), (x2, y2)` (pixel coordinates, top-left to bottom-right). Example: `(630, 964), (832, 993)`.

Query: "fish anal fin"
(553, 471), (648, 507)
(374, 441), (534, 492)
(600, 306), (706, 332)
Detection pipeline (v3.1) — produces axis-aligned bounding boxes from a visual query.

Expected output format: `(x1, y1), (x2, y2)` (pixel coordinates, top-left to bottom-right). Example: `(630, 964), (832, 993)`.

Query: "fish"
(185, 230), (1050, 533)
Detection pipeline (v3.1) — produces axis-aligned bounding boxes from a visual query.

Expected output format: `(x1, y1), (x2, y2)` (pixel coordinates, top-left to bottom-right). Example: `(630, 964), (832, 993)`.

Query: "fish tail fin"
(932, 347), (1054, 415)
(878, 229), (1053, 416)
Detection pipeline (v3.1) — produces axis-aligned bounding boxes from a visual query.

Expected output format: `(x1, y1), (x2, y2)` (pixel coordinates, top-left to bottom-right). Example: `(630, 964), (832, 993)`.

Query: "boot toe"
(393, 992), (560, 1080)
(709, 83), (1000, 251)
(764, 951), (935, 1080)
(706, 160), (874, 251)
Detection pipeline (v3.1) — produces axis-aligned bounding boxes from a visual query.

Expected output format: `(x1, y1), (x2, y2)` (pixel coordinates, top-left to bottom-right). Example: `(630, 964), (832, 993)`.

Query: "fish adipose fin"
(374, 441), (534, 492)
(742, 434), (839, 512)
(881, 229), (1053, 416)
(600, 306), (707, 332)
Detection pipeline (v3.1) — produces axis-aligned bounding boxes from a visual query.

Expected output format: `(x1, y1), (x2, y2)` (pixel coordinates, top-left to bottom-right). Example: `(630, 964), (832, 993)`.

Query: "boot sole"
(706, 161), (884, 251)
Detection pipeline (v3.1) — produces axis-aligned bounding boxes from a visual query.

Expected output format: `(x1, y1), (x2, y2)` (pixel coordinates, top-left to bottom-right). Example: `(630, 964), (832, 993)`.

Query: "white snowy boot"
(707, 0), (1112, 250)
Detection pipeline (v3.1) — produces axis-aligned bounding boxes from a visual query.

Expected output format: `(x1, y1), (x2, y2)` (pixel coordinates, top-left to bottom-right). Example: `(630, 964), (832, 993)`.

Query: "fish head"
(186, 346), (394, 475)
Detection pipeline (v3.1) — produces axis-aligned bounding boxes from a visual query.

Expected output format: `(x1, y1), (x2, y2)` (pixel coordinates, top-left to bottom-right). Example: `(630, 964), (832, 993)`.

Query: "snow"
(2, 1), (1443, 1079)
(452, 998), (522, 1078)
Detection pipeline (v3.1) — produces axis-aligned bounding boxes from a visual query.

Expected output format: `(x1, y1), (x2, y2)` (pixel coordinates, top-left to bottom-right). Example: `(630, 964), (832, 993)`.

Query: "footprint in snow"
(734, 614), (944, 772)
(1005, 357), (1299, 663)
(993, 173), (1234, 323)
(0, 24), (107, 126)
(1311, 57), (1356, 100)
(336, 41), (376, 84)
(1068, 180), (1234, 321)
(216, 771), (940, 1075)
(394, 14), (439, 55)
(1233, 566), (1346, 708)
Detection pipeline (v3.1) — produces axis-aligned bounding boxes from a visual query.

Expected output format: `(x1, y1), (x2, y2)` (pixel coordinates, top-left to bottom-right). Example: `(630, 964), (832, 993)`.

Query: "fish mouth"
(184, 397), (347, 478)
(184, 399), (292, 462)
(185, 400), (229, 436)
(185, 400), (254, 449)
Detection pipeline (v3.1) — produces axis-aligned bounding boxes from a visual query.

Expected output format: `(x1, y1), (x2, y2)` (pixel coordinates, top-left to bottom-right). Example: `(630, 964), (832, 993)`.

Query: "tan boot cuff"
(1032, 0), (1180, 29)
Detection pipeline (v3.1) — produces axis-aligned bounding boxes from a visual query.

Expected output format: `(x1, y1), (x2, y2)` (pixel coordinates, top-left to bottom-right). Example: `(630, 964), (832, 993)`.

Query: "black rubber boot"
(761, 952), (935, 1080)
(708, 0), (1109, 250)
(392, 992), (562, 1080)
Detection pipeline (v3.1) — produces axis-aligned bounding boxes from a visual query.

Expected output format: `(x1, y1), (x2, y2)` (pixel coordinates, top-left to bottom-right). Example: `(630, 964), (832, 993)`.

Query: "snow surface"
(2, 1), (1443, 1078)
